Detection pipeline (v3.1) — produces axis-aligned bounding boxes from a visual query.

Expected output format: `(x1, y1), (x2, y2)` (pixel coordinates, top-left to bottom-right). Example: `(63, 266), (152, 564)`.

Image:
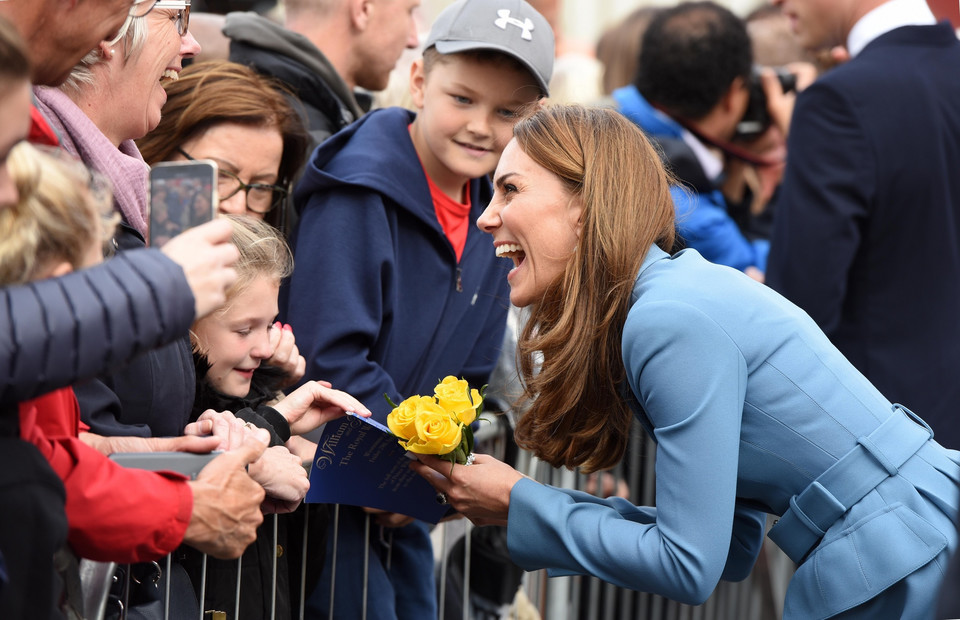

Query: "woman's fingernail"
(283, 324), (293, 332)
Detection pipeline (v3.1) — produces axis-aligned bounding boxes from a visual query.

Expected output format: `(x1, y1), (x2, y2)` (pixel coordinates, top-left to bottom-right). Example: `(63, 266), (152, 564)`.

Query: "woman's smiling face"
(477, 139), (582, 308)
(109, 7), (200, 142)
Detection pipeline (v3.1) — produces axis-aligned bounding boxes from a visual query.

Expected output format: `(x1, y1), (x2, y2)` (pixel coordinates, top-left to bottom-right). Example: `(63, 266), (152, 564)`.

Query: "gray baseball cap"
(424, 0), (555, 96)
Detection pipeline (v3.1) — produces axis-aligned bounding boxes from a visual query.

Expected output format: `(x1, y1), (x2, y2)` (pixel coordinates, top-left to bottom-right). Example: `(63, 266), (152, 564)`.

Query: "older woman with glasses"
(138, 59), (310, 232)
(33, 0), (197, 245)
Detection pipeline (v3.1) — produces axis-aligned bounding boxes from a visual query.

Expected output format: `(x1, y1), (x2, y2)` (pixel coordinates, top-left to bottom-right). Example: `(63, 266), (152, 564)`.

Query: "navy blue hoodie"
(281, 107), (511, 421)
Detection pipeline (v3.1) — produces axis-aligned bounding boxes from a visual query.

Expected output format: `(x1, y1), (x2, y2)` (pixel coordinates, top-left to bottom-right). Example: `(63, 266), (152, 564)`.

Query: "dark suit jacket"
(767, 23), (960, 449)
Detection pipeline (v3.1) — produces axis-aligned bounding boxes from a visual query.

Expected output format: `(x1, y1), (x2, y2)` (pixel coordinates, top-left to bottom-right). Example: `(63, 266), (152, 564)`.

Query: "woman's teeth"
(495, 243), (523, 258)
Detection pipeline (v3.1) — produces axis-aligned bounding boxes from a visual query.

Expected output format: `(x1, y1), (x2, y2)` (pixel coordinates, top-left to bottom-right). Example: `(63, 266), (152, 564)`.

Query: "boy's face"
(409, 53), (541, 197)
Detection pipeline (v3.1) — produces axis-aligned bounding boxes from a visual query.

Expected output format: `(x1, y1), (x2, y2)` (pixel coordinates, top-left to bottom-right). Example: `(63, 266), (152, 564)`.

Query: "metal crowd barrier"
(81, 418), (793, 619)
(512, 425), (796, 620)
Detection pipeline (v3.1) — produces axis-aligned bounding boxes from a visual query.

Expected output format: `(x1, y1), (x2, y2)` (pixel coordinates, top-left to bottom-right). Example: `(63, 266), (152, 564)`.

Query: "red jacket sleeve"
(19, 391), (193, 563)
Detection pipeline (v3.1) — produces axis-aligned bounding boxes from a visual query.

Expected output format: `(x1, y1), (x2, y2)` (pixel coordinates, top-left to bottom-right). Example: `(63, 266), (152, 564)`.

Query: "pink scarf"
(33, 86), (149, 237)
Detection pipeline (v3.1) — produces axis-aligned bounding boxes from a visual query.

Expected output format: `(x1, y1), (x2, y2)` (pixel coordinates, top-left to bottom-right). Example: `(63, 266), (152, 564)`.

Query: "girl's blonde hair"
(511, 104), (676, 473)
(218, 214), (294, 311)
(0, 142), (116, 286)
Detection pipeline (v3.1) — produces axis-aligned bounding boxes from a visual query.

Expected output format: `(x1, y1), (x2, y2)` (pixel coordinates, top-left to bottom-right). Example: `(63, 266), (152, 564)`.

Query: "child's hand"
(273, 381), (371, 435)
(267, 322), (306, 387)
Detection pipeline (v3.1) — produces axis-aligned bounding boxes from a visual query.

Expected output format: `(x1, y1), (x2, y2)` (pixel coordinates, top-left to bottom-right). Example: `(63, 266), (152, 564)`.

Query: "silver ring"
(435, 492), (448, 505)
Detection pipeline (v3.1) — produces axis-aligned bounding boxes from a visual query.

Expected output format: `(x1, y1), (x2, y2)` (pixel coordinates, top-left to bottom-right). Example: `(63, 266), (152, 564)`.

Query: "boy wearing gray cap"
(283, 1), (554, 618)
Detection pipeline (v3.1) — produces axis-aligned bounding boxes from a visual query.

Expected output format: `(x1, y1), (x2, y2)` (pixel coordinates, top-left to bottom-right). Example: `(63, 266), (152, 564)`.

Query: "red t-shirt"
(426, 173), (472, 262)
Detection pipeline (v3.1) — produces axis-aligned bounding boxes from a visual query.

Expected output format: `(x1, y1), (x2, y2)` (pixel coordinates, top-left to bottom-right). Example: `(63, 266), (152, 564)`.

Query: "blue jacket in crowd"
(614, 85), (769, 273)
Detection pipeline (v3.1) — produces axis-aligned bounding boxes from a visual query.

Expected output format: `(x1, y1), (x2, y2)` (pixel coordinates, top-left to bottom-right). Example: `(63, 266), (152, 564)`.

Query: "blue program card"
(305, 413), (454, 524)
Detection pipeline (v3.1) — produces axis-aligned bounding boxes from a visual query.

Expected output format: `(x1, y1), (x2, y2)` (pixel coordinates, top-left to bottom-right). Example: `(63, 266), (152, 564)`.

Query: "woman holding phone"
(413, 104), (960, 619)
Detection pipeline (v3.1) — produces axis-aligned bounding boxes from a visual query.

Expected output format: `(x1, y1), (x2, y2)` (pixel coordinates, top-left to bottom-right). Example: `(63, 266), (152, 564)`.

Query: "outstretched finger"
(409, 454), (456, 484)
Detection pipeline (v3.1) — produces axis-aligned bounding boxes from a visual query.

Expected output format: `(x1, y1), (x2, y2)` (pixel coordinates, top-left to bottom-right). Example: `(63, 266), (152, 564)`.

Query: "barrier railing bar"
(462, 520), (472, 620)
(438, 518), (449, 618)
(328, 504), (339, 618)
(270, 513), (278, 620)
(299, 504), (309, 620)
(233, 554), (242, 618)
(163, 555), (171, 620)
(361, 511), (370, 620)
(198, 554), (207, 620)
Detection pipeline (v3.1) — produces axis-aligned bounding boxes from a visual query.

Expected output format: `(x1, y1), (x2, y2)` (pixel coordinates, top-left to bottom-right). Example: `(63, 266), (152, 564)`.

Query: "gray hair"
(60, 13), (149, 94)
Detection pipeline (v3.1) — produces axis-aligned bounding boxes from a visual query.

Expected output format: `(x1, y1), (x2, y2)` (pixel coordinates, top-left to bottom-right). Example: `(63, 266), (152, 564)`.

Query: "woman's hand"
(248, 445), (310, 513)
(266, 322), (306, 388)
(183, 409), (271, 451)
(410, 453), (524, 527)
(272, 381), (371, 435)
(760, 62), (818, 139)
(80, 431), (221, 456)
(161, 219), (239, 319)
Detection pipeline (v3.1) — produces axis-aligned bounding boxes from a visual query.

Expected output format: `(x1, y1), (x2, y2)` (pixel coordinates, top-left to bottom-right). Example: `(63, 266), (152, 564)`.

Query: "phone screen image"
(148, 160), (218, 248)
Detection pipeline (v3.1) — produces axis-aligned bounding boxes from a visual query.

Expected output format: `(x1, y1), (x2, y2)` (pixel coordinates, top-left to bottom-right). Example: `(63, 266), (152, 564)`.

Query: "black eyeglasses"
(176, 147), (288, 214)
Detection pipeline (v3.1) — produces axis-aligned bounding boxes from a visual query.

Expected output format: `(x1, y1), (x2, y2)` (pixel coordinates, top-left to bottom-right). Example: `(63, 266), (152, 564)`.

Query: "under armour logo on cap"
(494, 9), (535, 41)
(423, 0), (556, 95)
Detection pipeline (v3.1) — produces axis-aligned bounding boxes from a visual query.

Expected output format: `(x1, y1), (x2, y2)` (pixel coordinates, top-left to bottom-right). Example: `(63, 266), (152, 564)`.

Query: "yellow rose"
(404, 399), (463, 455)
(386, 395), (434, 441)
(433, 376), (482, 426)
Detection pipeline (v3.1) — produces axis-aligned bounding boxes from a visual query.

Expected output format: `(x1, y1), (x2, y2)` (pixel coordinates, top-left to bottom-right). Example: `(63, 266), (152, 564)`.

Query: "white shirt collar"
(680, 128), (724, 183)
(847, 0), (936, 58)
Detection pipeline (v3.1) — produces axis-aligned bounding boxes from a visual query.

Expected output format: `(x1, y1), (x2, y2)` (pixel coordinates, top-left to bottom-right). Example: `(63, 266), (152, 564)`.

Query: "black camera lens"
(736, 66), (797, 140)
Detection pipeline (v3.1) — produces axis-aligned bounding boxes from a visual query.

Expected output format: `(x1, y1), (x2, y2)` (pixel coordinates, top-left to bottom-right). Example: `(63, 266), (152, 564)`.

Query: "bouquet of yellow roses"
(386, 376), (484, 469)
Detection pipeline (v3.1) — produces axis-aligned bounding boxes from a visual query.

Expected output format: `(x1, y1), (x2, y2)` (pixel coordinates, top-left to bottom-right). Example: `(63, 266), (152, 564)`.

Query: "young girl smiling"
(185, 214), (368, 618)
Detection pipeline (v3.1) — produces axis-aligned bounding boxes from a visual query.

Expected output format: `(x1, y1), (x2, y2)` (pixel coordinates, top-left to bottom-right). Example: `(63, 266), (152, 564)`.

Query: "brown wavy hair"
(136, 60), (309, 229)
(512, 105), (676, 473)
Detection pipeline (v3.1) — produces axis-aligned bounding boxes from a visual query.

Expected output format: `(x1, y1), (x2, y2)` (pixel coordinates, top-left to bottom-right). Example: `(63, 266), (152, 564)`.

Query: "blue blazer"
(766, 23), (960, 449)
(507, 247), (959, 619)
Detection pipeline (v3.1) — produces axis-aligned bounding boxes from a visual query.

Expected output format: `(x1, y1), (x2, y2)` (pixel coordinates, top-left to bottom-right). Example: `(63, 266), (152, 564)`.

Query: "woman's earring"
(109, 48), (116, 58)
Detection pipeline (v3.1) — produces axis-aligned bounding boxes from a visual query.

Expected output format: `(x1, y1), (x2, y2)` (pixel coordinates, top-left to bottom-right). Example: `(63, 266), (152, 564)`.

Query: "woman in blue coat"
(413, 104), (960, 619)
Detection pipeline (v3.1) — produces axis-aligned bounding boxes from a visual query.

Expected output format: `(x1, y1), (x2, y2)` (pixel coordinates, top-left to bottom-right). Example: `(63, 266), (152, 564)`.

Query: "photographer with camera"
(612, 0), (807, 281)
